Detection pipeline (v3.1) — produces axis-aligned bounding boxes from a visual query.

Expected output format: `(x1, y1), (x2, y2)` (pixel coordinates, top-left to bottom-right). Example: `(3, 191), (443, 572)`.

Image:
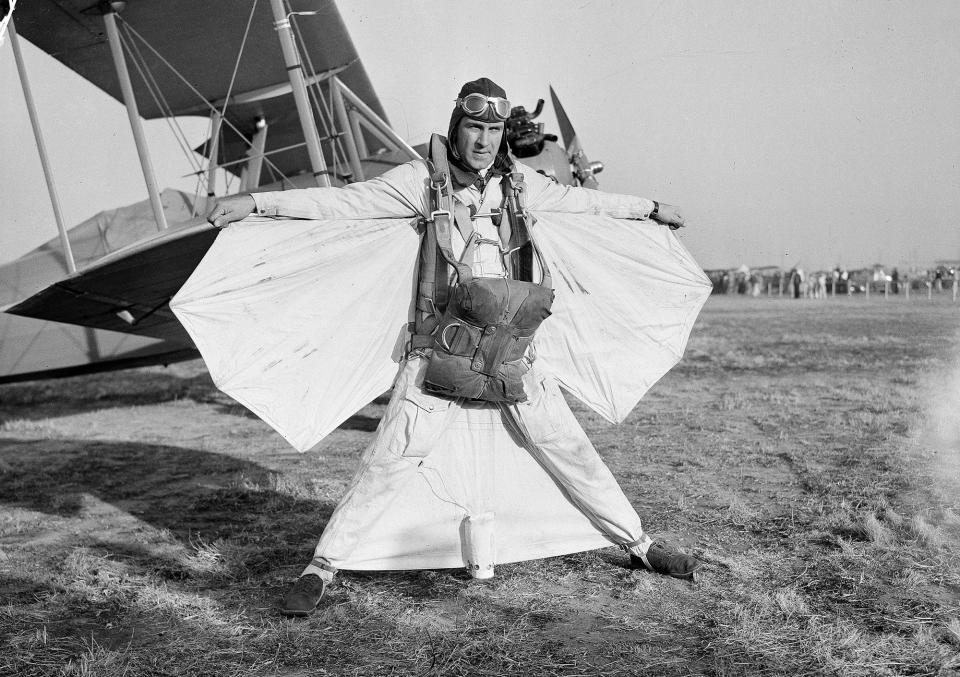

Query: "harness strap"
(429, 135), (473, 284)
(453, 200), (475, 247)
(501, 172), (552, 288)
(415, 135), (465, 338)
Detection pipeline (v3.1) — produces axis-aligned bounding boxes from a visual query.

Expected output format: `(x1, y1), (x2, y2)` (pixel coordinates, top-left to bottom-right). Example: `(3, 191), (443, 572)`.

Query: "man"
(208, 78), (701, 617)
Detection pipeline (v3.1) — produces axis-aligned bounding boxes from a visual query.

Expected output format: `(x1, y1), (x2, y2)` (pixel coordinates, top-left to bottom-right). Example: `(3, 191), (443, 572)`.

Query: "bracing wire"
(118, 25), (203, 175)
(217, 0), (258, 122)
(208, 0), (259, 196)
(117, 16), (296, 191)
(117, 23), (209, 212)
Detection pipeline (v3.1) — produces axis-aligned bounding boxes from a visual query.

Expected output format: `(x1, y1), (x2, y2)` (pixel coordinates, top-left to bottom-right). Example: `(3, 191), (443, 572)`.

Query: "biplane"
(1, 0), (603, 383)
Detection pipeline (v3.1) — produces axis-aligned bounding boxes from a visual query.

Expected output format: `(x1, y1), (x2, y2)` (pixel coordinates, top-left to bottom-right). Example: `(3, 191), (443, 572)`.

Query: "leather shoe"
(281, 573), (327, 616)
(630, 541), (700, 581)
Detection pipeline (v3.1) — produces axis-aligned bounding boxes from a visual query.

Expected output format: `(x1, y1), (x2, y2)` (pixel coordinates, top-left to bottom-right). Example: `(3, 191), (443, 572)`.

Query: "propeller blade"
(549, 85), (600, 189)
(549, 85), (580, 154)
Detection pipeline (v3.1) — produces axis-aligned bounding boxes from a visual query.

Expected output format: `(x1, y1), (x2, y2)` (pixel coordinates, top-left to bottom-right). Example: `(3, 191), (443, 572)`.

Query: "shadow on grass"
(0, 438), (336, 550)
(0, 368), (394, 430)
(0, 369), (223, 423)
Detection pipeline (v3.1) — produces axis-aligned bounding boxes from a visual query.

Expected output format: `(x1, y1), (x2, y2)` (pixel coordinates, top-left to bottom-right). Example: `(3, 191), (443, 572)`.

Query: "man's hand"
(207, 195), (256, 229)
(651, 202), (685, 230)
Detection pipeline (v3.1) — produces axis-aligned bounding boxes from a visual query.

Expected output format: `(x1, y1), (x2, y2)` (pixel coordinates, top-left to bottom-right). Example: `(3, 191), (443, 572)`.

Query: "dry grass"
(1, 296), (959, 676)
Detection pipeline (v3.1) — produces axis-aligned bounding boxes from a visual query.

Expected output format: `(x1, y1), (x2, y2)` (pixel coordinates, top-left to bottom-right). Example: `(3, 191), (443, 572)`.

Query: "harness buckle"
(469, 208), (502, 221)
(428, 209), (451, 223)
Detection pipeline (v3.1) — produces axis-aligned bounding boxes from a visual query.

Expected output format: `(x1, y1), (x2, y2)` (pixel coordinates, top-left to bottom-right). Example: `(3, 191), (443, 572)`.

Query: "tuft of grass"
(180, 536), (230, 576)
(774, 588), (810, 618)
(860, 512), (895, 546)
(722, 495), (761, 527)
(946, 618), (960, 646)
(909, 514), (944, 549)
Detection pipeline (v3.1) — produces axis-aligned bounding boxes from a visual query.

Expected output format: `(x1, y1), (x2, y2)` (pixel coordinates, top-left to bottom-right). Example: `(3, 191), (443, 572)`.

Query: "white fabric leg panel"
(312, 358), (612, 571)
(503, 366), (649, 547)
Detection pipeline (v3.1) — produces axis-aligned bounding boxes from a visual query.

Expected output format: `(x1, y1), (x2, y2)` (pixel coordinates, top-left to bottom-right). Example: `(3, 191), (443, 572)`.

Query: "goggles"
(455, 93), (512, 120)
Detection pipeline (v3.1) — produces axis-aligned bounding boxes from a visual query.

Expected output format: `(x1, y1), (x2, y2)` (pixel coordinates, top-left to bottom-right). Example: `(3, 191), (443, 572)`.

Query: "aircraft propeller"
(549, 85), (604, 189)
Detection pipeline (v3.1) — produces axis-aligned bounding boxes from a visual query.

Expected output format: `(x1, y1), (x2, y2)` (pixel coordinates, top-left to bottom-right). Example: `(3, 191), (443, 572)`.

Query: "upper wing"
(533, 213), (712, 423)
(12, 0), (389, 184)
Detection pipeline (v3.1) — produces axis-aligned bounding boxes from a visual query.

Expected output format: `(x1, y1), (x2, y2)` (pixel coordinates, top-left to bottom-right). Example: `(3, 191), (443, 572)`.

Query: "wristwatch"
(650, 200), (659, 218)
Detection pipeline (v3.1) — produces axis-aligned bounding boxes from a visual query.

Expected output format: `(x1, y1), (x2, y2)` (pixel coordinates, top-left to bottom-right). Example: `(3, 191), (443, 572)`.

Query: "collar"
(448, 149), (513, 191)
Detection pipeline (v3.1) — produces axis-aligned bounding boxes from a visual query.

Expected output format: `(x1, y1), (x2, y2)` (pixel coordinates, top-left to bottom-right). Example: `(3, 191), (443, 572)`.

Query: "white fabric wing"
(171, 217), (419, 451)
(172, 213), (710, 453)
(533, 213), (712, 423)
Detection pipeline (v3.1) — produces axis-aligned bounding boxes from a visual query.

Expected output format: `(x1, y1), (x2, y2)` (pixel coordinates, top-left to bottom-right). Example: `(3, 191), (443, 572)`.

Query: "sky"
(1, 0), (958, 272)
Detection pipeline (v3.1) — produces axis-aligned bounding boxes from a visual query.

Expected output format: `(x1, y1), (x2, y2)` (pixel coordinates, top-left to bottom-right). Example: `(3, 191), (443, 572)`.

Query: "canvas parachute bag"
(416, 134), (555, 403)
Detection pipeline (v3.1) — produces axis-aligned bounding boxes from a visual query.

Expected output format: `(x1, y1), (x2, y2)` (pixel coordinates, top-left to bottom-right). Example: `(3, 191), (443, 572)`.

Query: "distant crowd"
(706, 264), (959, 299)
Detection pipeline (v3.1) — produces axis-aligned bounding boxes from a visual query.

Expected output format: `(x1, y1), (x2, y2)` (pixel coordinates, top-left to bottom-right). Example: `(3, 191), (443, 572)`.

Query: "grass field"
(1, 296), (958, 676)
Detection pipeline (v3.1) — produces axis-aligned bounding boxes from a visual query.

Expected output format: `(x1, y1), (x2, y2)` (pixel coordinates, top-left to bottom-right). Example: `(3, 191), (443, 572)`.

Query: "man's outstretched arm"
(207, 161), (430, 228)
(521, 165), (685, 229)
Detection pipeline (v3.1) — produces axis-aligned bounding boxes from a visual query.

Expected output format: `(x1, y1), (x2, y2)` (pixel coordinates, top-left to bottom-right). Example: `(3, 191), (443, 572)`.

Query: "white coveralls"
(250, 160), (659, 579)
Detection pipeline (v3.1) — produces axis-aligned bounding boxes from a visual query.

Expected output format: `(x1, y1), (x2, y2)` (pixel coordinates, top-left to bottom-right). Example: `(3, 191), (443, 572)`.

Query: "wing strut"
(335, 77), (421, 160)
(102, 3), (168, 231)
(330, 78), (364, 181)
(205, 111), (223, 197)
(8, 18), (76, 273)
(268, 0), (331, 187)
(239, 117), (268, 192)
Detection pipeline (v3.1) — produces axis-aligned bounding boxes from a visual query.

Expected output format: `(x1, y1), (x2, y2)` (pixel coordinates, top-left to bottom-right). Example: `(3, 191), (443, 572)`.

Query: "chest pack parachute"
(409, 135), (555, 404)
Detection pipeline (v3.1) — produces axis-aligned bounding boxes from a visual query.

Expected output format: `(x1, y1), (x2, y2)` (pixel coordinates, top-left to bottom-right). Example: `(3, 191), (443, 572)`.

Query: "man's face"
(455, 118), (504, 171)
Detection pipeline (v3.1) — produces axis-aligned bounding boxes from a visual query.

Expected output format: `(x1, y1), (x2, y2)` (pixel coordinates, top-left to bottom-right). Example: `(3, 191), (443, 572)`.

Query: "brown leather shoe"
(630, 541), (701, 581)
(280, 573), (327, 616)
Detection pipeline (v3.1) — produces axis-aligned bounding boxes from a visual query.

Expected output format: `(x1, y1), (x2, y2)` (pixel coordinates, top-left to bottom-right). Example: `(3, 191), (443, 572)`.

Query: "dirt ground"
(1, 295), (959, 676)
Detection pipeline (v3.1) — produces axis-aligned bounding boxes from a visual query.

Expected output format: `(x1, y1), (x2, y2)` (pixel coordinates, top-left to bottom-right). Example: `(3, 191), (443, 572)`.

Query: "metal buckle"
(468, 208), (502, 221)
(438, 322), (461, 353)
(428, 209), (451, 223)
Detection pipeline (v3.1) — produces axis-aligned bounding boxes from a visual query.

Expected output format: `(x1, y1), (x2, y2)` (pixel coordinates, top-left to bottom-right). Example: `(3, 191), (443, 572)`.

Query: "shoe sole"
(631, 555), (700, 581)
(637, 566), (698, 582)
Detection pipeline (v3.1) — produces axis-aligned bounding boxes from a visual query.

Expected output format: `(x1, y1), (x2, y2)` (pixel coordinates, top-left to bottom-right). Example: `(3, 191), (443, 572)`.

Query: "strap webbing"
(501, 172), (552, 288)
(453, 201), (475, 246)
(429, 134), (472, 284)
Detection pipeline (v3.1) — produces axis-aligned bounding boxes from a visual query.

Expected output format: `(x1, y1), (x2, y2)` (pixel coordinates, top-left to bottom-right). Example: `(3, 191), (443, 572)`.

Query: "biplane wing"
(1, 0), (418, 382)
(0, 188), (207, 383)
(6, 221), (217, 344)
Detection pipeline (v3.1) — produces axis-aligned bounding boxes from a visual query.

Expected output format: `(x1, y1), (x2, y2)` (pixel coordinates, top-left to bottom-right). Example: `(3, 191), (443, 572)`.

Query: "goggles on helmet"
(455, 93), (512, 120)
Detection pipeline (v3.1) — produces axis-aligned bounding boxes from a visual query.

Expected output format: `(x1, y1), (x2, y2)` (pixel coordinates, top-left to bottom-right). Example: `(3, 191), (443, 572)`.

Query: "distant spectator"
(891, 268), (899, 294)
(812, 272), (827, 299)
(789, 267), (805, 299)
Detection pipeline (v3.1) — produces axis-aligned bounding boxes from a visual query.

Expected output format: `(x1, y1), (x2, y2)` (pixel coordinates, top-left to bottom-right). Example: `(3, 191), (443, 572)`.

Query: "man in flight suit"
(209, 78), (701, 616)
